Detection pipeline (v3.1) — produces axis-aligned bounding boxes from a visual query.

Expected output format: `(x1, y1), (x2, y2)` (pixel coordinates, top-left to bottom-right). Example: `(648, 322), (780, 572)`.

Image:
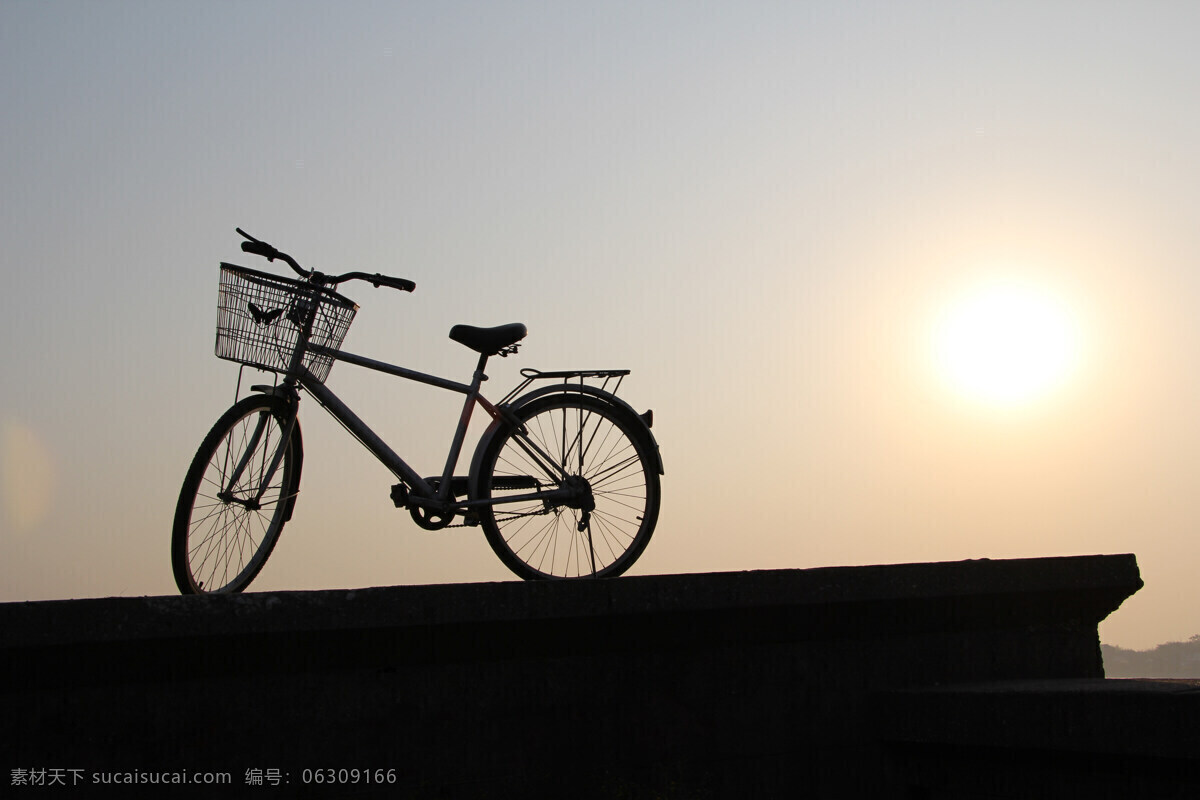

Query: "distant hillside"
(1102, 635), (1200, 678)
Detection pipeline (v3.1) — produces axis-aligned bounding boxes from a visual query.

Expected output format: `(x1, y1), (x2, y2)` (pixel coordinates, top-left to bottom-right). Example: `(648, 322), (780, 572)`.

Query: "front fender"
(282, 416), (303, 521)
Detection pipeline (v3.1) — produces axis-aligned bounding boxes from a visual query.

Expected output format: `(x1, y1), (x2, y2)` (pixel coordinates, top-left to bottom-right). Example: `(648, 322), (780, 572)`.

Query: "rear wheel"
(172, 395), (298, 594)
(476, 394), (660, 579)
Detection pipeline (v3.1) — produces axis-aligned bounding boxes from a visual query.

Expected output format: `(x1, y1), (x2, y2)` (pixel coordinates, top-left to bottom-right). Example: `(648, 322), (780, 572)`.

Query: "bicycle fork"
(217, 408), (296, 511)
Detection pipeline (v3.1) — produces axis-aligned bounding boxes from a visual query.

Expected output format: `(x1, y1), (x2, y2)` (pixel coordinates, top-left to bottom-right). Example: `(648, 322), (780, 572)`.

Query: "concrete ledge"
(0, 554), (1143, 646)
(2, 555), (1144, 798)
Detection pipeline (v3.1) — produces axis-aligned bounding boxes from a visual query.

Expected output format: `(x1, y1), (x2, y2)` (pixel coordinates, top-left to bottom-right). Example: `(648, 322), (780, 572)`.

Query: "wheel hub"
(216, 490), (259, 511)
(561, 475), (595, 513)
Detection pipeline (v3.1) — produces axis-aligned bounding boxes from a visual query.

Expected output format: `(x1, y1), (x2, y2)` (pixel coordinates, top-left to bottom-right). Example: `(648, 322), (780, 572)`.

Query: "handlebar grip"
(370, 274), (416, 292)
(241, 240), (279, 260)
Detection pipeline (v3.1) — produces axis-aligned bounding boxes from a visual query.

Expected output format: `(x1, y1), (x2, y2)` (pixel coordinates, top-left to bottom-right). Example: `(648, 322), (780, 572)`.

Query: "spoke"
(594, 494), (648, 518)
(586, 451), (642, 489)
(588, 513), (626, 562)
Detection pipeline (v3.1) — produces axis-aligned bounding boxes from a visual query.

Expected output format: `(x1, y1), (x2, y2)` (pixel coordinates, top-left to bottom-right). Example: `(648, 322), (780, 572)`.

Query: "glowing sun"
(932, 280), (1081, 409)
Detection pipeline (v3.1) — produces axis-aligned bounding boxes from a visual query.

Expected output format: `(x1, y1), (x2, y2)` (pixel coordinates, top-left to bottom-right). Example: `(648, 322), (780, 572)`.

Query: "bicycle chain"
(444, 508), (552, 529)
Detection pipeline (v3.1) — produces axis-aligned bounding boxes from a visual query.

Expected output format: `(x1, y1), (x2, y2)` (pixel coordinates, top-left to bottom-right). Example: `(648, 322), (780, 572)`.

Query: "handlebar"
(338, 272), (417, 292)
(235, 228), (416, 293)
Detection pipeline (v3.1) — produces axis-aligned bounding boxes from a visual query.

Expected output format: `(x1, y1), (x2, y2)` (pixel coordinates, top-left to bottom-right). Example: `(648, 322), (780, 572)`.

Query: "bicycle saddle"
(449, 322), (527, 355)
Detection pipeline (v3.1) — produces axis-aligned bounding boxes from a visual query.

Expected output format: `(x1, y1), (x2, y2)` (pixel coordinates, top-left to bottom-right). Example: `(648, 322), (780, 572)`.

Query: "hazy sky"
(3, 1), (1199, 649)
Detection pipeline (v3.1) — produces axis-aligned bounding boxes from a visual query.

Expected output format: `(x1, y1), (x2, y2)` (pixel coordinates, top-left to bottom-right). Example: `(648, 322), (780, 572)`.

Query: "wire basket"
(215, 263), (358, 383)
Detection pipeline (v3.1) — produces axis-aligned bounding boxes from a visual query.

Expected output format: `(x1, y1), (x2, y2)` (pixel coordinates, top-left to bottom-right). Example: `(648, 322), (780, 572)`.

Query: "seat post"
(435, 350), (493, 501)
(472, 352), (489, 387)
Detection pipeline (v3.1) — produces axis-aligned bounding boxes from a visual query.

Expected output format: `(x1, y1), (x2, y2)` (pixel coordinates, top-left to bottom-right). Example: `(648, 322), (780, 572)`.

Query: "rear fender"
(467, 385), (663, 500)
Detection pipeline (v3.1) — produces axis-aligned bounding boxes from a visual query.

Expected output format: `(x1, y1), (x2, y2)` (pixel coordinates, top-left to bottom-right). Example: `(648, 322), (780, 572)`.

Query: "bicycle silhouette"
(172, 229), (663, 594)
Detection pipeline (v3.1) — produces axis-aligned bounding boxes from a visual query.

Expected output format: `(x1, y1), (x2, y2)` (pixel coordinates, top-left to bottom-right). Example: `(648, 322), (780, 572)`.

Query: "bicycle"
(171, 229), (663, 594)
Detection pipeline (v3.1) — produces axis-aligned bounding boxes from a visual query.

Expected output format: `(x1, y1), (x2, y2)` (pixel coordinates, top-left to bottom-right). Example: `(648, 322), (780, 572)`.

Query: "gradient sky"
(3, 1), (1199, 650)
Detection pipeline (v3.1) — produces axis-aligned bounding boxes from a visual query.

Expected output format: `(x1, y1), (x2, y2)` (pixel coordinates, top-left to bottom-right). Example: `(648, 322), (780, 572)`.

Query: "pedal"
(390, 483), (409, 508)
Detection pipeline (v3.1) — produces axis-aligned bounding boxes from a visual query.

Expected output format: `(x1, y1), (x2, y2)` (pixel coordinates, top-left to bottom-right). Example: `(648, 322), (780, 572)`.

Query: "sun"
(931, 279), (1081, 409)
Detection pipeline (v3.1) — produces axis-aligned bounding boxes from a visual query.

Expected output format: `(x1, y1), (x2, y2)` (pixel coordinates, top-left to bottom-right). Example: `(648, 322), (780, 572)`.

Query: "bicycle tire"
(172, 394), (298, 594)
(476, 394), (660, 579)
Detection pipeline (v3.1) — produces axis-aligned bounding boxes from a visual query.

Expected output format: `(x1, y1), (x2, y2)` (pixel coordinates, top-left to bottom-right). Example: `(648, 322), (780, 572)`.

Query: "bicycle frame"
(287, 343), (574, 514)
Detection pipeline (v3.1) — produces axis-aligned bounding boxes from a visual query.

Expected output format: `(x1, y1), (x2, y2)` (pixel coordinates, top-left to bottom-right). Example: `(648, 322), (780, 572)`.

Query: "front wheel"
(172, 394), (298, 594)
(475, 394), (660, 579)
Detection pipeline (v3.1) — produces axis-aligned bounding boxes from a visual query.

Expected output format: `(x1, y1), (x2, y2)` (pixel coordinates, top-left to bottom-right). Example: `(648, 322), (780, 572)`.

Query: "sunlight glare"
(2, 420), (55, 534)
(932, 279), (1082, 409)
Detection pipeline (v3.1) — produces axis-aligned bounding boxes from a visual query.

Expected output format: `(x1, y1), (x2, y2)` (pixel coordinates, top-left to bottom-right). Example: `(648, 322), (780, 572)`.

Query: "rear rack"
(499, 368), (630, 405)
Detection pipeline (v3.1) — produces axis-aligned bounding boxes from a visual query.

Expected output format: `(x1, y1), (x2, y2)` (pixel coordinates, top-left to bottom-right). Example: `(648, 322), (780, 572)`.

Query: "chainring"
(408, 505), (456, 531)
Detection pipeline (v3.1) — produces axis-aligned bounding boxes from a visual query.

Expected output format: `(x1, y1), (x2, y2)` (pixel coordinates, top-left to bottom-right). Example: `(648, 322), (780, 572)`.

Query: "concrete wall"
(2, 555), (1146, 797)
(878, 678), (1200, 800)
